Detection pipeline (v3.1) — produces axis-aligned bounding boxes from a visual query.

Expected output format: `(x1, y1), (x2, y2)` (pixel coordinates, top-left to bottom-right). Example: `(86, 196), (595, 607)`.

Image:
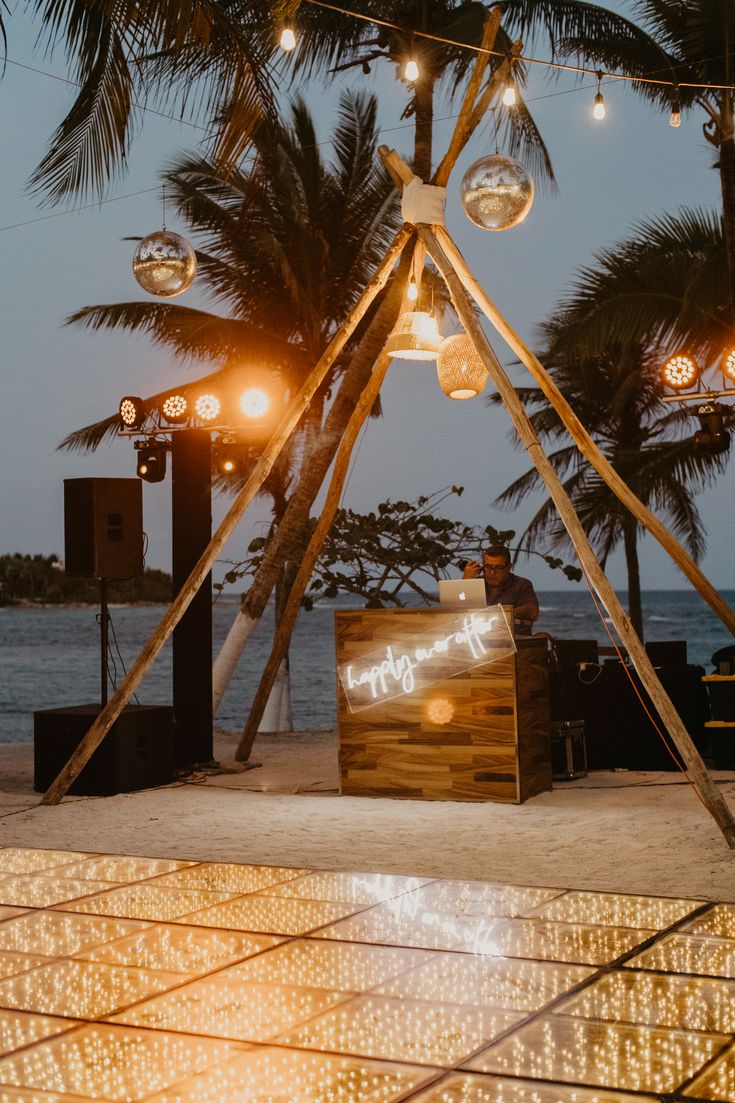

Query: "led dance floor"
(0, 847), (733, 1101)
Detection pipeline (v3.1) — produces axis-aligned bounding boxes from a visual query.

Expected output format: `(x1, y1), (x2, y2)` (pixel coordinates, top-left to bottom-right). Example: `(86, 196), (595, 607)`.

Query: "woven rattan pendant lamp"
(436, 333), (489, 398)
(385, 310), (442, 360)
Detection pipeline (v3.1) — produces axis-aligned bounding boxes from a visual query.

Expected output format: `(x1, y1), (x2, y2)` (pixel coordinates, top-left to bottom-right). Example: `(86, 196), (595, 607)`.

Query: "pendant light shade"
(436, 333), (489, 399)
(385, 310), (441, 361)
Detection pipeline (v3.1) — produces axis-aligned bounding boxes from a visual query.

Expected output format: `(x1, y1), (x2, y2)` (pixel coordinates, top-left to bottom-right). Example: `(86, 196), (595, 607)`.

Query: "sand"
(1, 729), (734, 901)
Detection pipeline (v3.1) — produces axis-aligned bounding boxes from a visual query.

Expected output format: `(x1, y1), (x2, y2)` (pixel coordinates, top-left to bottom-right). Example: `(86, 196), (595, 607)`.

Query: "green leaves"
(217, 485), (580, 607)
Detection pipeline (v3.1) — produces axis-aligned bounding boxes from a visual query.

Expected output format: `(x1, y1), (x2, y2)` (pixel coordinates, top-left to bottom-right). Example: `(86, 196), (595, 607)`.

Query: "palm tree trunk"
(413, 75), (435, 179)
(719, 120), (735, 317)
(212, 248), (414, 712)
(623, 516), (643, 641)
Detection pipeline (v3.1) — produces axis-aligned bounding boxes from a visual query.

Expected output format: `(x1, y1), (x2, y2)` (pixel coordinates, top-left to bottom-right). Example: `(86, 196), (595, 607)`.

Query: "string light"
(670, 90), (682, 127)
(593, 71), (606, 119)
(279, 23), (297, 51)
(404, 37), (420, 84)
(502, 75), (516, 106)
(406, 279), (419, 301)
(301, 0), (735, 92)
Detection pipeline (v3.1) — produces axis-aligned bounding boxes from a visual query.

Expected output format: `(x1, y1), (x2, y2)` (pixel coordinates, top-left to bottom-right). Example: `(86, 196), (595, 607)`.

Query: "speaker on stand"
(33, 478), (173, 796)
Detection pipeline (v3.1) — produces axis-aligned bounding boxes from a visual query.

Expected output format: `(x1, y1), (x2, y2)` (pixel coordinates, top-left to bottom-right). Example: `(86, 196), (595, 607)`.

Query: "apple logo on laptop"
(458, 591), (466, 601)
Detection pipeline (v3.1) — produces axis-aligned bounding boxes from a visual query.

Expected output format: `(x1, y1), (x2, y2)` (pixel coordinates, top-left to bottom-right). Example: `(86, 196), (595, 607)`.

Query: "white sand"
(2, 730), (734, 901)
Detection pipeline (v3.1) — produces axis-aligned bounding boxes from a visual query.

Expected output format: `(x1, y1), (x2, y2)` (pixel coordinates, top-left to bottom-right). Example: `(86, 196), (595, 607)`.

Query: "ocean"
(1, 590), (733, 744)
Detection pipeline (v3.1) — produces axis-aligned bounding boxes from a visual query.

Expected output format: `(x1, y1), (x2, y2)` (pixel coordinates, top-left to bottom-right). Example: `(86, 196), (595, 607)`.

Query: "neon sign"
(338, 605), (515, 712)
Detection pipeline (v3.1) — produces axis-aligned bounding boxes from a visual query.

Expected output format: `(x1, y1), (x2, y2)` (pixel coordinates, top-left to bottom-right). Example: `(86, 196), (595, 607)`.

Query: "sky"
(0, 5), (733, 596)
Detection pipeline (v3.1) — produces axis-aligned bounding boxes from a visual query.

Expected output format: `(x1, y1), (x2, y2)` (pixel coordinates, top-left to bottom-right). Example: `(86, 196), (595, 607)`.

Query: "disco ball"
(460, 153), (534, 231)
(132, 230), (196, 297)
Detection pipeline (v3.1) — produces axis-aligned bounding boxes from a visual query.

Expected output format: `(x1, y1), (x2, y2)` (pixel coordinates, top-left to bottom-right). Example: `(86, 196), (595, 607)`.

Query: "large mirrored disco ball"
(460, 153), (534, 231)
(132, 230), (197, 297)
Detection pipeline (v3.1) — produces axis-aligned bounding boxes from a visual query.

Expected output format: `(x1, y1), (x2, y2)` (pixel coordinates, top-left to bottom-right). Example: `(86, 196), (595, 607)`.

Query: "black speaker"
(64, 478), (144, 579)
(645, 640), (687, 667)
(34, 704), (174, 795)
(553, 638), (599, 665)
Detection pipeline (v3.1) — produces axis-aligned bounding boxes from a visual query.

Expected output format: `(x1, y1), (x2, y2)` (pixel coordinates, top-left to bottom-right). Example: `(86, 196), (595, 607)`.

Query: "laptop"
(438, 578), (488, 609)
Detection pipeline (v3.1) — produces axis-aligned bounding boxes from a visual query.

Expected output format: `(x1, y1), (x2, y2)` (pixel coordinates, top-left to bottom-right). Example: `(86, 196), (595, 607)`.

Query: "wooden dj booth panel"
(335, 608), (551, 803)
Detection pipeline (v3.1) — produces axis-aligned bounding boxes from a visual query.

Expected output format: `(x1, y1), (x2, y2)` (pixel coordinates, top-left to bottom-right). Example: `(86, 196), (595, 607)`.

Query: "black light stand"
(100, 577), (109, 706)
(171, 428), (214, 767)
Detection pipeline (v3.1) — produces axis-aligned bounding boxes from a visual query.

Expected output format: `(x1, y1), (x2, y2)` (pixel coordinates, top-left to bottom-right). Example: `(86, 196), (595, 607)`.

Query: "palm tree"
(4, 1), (279, 205)
(558, 1), (735, 312)
(61, 89), (401, 712)
(11, 0), (657, 204)
(493, 208), (733, 637)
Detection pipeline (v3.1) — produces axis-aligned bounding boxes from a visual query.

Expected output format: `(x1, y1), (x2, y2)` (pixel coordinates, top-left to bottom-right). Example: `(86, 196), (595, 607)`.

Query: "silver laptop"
(438, 578), (488, 609)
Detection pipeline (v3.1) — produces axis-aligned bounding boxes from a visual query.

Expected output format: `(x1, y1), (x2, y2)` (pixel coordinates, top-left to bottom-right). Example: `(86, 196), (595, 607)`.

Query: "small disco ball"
(460, 153), (534, 231)
(132, 230), (196, 297)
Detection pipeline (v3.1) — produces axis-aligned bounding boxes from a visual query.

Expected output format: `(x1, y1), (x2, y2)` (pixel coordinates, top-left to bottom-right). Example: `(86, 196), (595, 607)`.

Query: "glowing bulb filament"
(280, 25), (296, 51)
(405, 58), (419, 82)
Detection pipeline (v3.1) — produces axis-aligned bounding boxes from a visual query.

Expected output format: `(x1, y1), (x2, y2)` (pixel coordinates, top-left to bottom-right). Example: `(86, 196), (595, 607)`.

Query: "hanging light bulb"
(279, 23), (296, 51)
(405, 57), (419, 82)
(669, 93), (682, 128)
(593, 72), (606, 120)
(385, 311), (441, 360)
(436, 334), (489, 399)
(502, 77), (516, 107)
(407, 279), (419, 302)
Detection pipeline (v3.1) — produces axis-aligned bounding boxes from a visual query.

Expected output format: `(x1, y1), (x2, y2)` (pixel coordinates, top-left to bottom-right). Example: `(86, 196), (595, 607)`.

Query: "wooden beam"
(419, 224), (735, 849)
(39, 226), (413, 806)
(235, 243), (425, 761)
(432, 10), (503, 187)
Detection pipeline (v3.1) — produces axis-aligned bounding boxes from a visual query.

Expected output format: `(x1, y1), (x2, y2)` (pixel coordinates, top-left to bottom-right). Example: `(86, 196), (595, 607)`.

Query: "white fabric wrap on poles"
(401, 176), (447, 226)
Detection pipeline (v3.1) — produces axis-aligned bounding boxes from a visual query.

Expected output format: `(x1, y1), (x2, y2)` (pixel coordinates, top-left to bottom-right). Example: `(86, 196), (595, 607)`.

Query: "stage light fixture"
(693, 402), (731, 455)
(194, 393), (221, 422)
(160, 393), (189, 424)
(661, 354), (699, 391)
(239, 387), (270, 419)
(213, 441), (247, 477)
(136, 442), (167, 483)
(722, 349), (735, 383)
(119, 396), (146, 430)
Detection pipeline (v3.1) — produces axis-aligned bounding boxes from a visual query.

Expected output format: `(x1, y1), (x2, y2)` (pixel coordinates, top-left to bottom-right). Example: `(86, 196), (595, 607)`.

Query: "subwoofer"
(64, 478), (143, 579)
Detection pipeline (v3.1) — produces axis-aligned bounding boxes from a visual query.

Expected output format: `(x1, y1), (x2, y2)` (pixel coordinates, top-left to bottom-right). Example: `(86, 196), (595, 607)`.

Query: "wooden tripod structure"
(41, 21), (735, 850)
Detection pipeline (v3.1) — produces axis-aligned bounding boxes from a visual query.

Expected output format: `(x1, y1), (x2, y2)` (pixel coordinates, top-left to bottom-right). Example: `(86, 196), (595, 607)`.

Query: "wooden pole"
(420, 224), (735, 848)
(432, 10), (502, 187)
(384, 145), (735, 637)
(40, 226), (412, 806)
(235, 243), (425, 762)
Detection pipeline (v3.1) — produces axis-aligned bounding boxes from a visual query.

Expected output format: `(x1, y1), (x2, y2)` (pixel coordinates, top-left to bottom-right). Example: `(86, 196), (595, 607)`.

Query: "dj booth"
(549, 639), (709, 770)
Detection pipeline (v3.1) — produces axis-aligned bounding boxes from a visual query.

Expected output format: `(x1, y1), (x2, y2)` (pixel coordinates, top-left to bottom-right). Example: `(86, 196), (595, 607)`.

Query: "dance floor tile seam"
(0, 848), (732, 1102)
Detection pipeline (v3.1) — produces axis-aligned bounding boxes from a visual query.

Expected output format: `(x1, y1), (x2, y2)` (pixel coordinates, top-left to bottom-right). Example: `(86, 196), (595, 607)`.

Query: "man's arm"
(514, 577), (540, 622)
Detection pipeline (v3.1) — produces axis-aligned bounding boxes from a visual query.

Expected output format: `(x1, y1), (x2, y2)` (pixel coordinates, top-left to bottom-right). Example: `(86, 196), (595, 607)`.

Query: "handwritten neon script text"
(345, 612), (499, 700)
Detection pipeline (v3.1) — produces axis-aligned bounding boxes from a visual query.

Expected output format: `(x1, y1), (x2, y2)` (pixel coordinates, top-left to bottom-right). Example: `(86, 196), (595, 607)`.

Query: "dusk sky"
(1, 4), (732, 596)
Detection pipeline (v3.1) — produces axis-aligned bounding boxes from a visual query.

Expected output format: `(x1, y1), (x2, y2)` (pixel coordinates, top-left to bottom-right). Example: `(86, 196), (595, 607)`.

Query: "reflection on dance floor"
(0, 846), (732, 1100)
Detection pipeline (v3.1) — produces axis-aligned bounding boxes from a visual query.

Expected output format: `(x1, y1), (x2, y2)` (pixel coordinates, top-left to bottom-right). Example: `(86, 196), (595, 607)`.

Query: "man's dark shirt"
(483, 572), (539, 613)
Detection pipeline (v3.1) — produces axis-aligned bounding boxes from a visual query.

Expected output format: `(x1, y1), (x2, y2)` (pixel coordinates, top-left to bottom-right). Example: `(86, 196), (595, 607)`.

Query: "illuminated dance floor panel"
(0, 847), (731, 1101)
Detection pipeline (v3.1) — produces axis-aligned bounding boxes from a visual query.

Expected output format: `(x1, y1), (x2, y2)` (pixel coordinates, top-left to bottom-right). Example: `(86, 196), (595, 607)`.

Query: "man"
(463, 545), (540, 633)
